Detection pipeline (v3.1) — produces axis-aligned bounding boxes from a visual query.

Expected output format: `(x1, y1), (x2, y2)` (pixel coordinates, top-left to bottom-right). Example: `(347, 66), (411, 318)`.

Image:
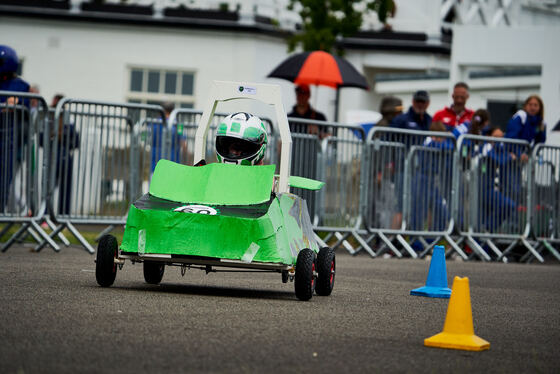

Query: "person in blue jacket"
(390, 90), (432, 131)
(505, 94), (546, 159)
(0, 45), (31, 212)
(504, 94), (547, 204)
(452, 108), (489, 140)
(150, 102), (186, 174)
(478, 127), (521, 232)
(410, 122), (454, 231)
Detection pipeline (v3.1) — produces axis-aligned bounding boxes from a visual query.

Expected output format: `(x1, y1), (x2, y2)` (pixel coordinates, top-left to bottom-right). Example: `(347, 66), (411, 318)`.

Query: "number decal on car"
(173, 205), (218, 215)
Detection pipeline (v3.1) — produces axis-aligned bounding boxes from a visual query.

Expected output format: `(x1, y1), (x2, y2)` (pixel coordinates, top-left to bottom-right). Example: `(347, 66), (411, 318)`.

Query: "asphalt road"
(1, 245), (559, 373)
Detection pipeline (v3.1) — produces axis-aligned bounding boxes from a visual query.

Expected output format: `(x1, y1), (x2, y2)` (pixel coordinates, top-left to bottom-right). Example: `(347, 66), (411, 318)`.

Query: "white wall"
(450, 25), (560, 145)
(2, 17), (297, 119)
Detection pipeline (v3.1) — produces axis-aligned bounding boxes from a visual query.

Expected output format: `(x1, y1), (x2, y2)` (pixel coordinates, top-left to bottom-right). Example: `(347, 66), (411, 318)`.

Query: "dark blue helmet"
(0, 45), (19, 75)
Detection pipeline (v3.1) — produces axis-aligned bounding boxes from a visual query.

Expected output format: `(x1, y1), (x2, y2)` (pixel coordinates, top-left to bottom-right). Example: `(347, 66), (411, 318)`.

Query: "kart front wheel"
(315, 247), (335, 296)
(143, 261), (165, 284)
(295, 248), (316, 301)
(95, 234), (118, 287)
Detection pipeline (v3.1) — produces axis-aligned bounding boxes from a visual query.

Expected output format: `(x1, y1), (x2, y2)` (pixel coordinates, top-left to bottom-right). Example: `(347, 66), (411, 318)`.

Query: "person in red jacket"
(432, 82), (474, 130)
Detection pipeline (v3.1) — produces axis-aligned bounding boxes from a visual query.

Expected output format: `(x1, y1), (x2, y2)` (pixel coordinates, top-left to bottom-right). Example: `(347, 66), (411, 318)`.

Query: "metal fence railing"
(360, 128), (462, 259)
(0, 91), (62, 252)
(452, 134), (535, 261)
(1, 90), (558, 263)
(527, 144), (560, 262)
(286, 118), (368, 255)
(38, 99), (166, 253)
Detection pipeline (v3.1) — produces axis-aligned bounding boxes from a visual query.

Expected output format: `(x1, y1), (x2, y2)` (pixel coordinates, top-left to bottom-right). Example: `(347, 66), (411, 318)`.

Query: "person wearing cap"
(288, 84), (327, 122)
(287, 84), (327, 223)
(1, 45), (31, 212)
(390, 90), (432, 131)
(432, 82), (474, 129)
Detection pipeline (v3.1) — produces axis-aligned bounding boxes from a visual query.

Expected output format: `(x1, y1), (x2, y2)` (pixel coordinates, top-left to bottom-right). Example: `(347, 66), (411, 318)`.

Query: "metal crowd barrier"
(0, 91), (65, 252)
(286, 118), (368, 253)
(36, 99), (166, 253)
(528, 144), (560, 262)
(359, 127), (460, 259)
(452, 134), (536, 262)
(2, 90), (559, 262)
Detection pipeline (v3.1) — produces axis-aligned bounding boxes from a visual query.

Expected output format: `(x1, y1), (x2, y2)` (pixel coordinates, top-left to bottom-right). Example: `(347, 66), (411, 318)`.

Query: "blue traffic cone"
(410, 245), (451, 298)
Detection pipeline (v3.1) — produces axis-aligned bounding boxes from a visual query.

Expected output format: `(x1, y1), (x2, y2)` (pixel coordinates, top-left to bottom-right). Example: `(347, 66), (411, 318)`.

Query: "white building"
(1, 0), (559, 143)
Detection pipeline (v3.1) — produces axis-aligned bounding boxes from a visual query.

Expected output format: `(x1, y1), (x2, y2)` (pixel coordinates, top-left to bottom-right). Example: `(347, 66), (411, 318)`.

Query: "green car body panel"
(120, 160), (318, 265)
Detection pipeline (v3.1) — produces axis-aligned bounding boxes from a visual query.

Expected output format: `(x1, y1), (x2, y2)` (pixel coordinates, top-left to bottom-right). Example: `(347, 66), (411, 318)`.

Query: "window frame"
(126, 65), (196, 108)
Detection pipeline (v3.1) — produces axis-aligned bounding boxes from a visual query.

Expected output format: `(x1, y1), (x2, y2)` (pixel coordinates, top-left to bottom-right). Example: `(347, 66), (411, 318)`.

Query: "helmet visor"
(216, 136), (260, 160)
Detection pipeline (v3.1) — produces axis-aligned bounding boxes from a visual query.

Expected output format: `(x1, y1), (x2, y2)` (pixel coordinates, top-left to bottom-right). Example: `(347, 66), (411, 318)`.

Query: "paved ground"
(1, 244), (559, 373)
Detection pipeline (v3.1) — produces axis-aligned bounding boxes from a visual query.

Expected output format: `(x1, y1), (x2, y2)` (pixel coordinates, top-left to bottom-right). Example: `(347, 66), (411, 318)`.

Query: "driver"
(215, 112), (268, 165)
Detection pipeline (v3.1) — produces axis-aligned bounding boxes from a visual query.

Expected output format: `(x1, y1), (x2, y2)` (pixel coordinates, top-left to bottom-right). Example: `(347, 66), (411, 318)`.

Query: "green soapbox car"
(95, 81), (335, 301)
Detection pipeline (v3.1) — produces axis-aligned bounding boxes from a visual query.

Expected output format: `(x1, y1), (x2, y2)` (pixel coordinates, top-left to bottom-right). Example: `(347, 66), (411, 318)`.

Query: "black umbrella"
(268, 51), (368, 121)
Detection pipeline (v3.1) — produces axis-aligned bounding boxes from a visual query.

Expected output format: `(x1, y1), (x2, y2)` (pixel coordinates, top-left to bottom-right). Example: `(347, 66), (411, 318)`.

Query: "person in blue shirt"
(451, 109), (490, 230)
(390, 90), (432, 131)
(504, 94), (547, 203)
(478, 127), (521, 232)
(0, 45), (31, 212)
(505, 94), (546, 149)
(452, 108), (490, 139)
(150, 102), (187, 173)
(410, 122), (454, 231)
(385, 91), (430, 230)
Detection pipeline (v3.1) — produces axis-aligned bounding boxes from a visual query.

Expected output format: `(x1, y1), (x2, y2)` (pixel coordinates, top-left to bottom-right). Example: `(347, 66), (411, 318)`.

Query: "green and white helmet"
(215, 112), (268, 165)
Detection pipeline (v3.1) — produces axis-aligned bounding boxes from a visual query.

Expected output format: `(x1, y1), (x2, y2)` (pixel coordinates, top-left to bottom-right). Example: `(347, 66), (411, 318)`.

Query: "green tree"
(287, 0), (395, 55)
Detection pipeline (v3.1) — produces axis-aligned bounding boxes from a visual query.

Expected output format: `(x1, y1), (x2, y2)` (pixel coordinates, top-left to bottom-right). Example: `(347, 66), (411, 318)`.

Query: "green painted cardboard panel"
(289, 175), (324, 191)
(149, 160), (275, 205)
(121, 199), (294, 264)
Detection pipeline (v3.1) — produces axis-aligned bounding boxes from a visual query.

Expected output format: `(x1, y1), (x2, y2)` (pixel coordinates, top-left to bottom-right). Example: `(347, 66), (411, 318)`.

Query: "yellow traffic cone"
(424, 276), (490, 351)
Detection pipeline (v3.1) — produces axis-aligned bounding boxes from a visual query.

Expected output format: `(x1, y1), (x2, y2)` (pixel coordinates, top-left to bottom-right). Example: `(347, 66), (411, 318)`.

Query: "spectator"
(501, 94), (547, 214)
(0, 45), (30, 102)
(51, 94), (80, 215)
(29, 84), (40, 116)
(410, 121), (453, 231)
(478, 126), (520, 232)
(287, 84), (327, 224)
(432, 82), (474, 130)
(452, 108), (490, 138)
(288, 84), (326, 121)
(288, 84), (328, 138)
(0, 45), (30, 212)
(391, 90), (431, 131)
(505, 94), (546, 162)
(151, 102), (186, 173)
(376, 96), (402, 127)
(367, 96), (403, 230)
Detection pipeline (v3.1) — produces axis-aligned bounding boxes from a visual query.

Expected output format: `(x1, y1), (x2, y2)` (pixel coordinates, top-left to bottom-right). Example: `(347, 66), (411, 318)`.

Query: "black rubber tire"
(315, 247), (335, 296)
(143, 261), (165, 284)
(95, 234), (118, 287)
(295, 248), (316, 301)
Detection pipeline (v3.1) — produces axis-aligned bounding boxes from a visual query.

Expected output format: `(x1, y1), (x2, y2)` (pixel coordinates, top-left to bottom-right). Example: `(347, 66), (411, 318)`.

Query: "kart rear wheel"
(315, 247), (335, 296)
(143, 261), (165, 284)
(95, 234), (118, 287)
(295, 248), (316, 301)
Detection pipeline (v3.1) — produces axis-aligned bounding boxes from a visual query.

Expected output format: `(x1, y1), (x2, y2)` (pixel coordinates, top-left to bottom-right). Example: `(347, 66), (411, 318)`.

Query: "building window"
(127, 67), (195, 108)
